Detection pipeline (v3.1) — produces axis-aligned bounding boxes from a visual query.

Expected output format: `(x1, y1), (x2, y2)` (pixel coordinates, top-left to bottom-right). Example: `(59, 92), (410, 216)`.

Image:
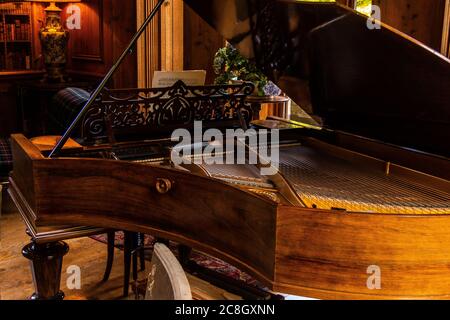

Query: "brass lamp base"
(39, 2), (69, 83)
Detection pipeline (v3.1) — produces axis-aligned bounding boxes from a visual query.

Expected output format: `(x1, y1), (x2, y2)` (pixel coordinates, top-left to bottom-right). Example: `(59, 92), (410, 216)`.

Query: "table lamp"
(29, 0), (81, 82)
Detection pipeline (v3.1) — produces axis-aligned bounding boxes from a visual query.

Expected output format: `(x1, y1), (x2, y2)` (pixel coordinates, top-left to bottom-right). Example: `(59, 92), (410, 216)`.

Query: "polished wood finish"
(374, 0), (447, 51)
(22, 241), (68, 300)
(137, 0), (184, 87)
(31, 1), (138, 86)
(63, 1), (104, 65)
(183, 4), (225, 84)
(161, 0), (184, 71)
(61, 0), (137, 88)
(9, 132), (450, 299)
(30, 136), (82, 153)
(7, 0), (450, 300)
(136, 0), (162, 88)
(137, 0), (225, 86)
(10, 134), (278, 285)
(307, 10), (450, 158)
(102, 230), (115, 282)
(275, 206), (450, 299)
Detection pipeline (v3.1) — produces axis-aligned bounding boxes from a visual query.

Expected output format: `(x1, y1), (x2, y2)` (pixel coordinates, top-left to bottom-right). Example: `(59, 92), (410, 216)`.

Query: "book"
(0, 22), (4, 42)
(25, 55), (30, 69)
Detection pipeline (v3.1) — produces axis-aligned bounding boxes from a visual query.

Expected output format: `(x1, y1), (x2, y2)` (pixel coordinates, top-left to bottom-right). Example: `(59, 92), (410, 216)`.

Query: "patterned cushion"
(47, 87), (90, 137)
(0, 138), (12, 178)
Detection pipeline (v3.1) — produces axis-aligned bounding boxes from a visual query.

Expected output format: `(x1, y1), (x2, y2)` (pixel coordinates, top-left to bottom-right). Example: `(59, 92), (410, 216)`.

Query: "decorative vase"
(39, 3), (69, 83)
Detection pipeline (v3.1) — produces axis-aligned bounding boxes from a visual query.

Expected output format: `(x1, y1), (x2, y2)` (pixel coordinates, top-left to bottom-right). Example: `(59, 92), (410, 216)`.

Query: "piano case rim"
(9, 133), (450, 299)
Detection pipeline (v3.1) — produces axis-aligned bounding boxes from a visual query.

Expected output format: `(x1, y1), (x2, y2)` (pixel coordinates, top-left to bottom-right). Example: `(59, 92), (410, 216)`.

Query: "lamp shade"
(0, 0), (81, 3)
(24, 0), (81, 2)
(24, 0), (82, 12)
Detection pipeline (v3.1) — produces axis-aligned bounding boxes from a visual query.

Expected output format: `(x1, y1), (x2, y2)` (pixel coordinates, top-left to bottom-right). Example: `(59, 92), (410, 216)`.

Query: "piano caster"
(22, 241), (69, 300)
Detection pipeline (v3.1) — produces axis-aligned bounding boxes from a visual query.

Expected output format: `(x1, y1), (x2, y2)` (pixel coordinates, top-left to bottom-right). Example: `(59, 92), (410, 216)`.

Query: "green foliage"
(213, 44), (268, 96)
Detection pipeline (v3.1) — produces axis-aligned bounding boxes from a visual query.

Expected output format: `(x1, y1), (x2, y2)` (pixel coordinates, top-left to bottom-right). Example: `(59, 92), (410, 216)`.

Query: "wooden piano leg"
(102, 231), (116, 282)
(22, 241), (69, 300)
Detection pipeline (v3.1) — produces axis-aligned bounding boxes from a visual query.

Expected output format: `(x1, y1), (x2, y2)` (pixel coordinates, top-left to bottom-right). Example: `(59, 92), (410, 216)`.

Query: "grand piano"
(8, 0), (450, 299)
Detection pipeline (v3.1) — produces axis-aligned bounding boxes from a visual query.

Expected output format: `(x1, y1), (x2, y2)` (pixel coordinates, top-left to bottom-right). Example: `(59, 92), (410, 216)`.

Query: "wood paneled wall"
(442, 0), (450, 56)
(183, 4), (225, 85)
(136, 1), (224, 86)
(373, 0), (447, 51)
(161, 0), (184, 71)
(30, 0), (222, 89)
(136, 0), (161, 88)
(136, 0), (185, 88)
(336, 0), (448, 54)
(60, 0), (137, 88)
(28, 0), (449, 89)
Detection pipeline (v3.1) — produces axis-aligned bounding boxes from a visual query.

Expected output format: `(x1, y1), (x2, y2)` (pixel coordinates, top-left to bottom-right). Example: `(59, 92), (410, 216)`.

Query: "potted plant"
(213, 44), (280, 97)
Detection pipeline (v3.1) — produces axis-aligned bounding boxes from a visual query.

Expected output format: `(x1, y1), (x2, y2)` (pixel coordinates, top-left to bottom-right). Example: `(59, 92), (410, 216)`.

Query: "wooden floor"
(1, 210), (134, 300)
(0, 202), (241, 300)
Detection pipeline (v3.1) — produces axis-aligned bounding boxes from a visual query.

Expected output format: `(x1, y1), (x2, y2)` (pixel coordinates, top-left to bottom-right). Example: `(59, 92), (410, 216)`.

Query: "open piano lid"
(184, 0), (450, 157)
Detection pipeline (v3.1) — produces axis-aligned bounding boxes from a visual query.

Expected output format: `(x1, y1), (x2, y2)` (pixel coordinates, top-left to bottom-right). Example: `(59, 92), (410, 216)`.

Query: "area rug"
(91, 232), (264, 289)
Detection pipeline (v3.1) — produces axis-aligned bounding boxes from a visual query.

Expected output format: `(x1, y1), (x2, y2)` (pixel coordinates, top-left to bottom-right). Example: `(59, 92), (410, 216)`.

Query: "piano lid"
(183, 0), (450, 157)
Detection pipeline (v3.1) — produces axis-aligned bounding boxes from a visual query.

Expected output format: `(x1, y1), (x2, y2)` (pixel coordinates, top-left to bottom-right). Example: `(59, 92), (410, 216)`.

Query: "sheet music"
(152, 70), (207, 87)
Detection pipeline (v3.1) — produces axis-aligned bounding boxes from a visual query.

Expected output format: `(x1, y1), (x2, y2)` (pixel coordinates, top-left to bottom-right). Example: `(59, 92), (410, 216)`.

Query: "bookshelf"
(0, 2), (33, 71)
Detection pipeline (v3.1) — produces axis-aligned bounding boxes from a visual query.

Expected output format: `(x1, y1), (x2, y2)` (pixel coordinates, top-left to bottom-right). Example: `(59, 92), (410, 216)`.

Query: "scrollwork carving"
(81, 80), (255, 143)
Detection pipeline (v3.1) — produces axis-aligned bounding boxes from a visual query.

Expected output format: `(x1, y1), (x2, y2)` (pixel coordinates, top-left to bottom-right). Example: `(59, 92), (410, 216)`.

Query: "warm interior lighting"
(355, 0), (372, 16)
(27, 0), (81, 82)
